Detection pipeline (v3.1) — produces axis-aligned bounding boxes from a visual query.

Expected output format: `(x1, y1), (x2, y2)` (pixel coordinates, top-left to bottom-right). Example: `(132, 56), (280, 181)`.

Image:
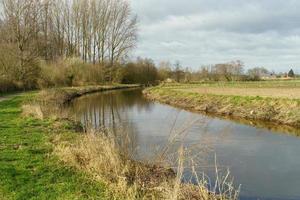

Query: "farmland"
(144, 80), (300, 130)
(172, 80), (300, 99)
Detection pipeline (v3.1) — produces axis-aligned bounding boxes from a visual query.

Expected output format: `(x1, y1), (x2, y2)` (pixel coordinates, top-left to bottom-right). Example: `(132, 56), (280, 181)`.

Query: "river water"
(66, 88), (300, 200)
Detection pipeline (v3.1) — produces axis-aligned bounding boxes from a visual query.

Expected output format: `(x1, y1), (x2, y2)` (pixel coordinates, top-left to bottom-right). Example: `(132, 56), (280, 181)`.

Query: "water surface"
(67, 89), (300, 200)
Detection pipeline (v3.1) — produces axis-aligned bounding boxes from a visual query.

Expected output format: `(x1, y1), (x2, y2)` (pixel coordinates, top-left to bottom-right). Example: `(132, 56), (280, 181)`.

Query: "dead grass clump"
(54, 129), (239, 200)
(54, 130), (175, 199)
(22, 104), (44, 119)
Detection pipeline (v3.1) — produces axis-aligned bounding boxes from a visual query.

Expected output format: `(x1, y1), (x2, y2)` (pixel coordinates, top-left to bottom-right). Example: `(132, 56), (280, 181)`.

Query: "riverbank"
(0, 85), (140, 199)
(143, 84), (300, 130)
(1, 85), (239, 199)
(39, 84), (141, 105)
(0, 95), (108, 199)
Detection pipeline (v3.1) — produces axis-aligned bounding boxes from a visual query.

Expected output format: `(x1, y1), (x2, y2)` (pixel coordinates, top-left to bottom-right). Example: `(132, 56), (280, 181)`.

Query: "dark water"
(67, 89), (300, 200)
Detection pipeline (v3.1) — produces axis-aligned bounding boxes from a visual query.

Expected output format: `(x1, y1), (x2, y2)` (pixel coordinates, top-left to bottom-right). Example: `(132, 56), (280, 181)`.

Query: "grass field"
(0, 95), (108, 200)
(176, 87), (299, 99)
(172, 79), (300, 88)
(144, 80), (300, 130)
(161, 80), (300, 99)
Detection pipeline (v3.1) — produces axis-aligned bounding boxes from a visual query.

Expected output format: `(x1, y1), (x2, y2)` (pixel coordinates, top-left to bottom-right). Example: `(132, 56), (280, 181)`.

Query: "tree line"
(0, 0), (298, 93)
(0, 0), (137, 92)
(156, 61), (298, 83)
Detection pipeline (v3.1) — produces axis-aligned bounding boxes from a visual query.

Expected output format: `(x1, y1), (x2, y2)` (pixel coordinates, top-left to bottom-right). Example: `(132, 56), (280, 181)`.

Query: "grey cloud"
(131, 0), (300, 73)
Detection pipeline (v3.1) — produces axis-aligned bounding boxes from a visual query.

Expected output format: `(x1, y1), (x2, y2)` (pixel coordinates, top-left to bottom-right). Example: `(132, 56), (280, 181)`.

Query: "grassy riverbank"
(0, 95), (108, 199)
(144, 82), (300, 129)
(0, 85), (140, 199)
(1, 85), (239, 199)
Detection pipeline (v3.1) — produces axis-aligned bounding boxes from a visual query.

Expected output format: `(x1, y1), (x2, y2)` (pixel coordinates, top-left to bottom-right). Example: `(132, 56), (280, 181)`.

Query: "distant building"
(261, 73), (277, 80)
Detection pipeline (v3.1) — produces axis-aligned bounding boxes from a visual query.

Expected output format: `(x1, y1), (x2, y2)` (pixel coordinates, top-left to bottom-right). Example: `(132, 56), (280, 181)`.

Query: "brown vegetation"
(178, 87), (300, 99)
(54, 130), (239, 200)
(0, 0), (139, 92)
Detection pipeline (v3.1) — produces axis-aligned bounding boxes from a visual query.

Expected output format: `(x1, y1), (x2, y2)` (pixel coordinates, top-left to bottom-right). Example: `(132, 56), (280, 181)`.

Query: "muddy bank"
(144, 87), (300, 130)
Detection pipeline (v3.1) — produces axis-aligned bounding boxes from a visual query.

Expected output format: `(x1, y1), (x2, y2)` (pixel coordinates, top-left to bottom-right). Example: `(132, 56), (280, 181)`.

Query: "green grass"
(0, 96), (107, 200)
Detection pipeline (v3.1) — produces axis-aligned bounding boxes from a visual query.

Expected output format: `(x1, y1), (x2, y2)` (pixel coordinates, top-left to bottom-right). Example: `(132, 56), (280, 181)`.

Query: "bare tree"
(108, 0), (137, 66)
(1, 0), (43, 87)
(0, 0), (138, 88)
(174, 61), (184, 82)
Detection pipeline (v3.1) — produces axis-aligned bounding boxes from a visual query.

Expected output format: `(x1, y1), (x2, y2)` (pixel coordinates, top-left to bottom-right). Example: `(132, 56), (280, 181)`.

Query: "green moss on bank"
(144, 86), (300, 129)
(0, 95), (108, 200)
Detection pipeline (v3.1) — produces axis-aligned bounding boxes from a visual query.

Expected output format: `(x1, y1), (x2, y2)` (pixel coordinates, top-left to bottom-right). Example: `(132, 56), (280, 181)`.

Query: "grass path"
(0, 95), (107, 200)
(0, 93), (23, 102)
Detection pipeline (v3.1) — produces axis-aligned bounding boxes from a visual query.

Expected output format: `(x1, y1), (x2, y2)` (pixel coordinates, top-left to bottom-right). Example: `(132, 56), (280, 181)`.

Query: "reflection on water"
(66, 89), (300, 200)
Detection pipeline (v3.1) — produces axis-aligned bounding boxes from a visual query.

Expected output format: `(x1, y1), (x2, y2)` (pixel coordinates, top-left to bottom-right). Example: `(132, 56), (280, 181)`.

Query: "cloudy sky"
(130, 0), (300, 73)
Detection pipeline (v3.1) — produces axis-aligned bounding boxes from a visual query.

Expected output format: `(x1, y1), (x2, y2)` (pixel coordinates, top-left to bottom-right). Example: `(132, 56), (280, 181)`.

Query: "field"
(173, 80), (300, 99)
(144, 80), (300, 130)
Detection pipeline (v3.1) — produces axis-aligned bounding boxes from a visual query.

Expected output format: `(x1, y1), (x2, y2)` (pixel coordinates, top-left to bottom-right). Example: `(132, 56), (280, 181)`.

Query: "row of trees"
(1, 0), (137, 63)
(157, 60), (247, 82)
(156, 61), (298, 83)
(0, 0), (137, 91)
(0, 0), (297, 92)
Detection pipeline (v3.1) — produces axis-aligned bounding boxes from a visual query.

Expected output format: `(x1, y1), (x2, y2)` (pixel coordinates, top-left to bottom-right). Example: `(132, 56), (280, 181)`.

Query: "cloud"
(131, 0), (300, 73)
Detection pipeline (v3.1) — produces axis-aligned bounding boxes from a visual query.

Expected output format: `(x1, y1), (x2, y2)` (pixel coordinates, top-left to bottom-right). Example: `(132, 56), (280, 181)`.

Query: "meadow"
(172, 80), (300, 99)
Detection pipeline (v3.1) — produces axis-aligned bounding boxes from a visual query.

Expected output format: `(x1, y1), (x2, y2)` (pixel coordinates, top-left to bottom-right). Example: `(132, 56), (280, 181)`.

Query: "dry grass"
(22, 104), (44, 119)
(54, 129), (239, 200)
(178, 87), (300, 99)
(54, 129), (173, 199)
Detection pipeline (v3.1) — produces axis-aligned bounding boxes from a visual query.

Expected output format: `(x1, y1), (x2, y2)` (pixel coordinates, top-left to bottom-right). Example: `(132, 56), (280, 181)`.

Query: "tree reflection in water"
(67, 89), (152, 158)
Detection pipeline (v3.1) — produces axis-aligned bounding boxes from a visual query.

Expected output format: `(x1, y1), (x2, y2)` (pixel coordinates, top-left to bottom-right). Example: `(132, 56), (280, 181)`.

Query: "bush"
(0, 43), (41, 92)
(38, 58), (108, 88)
(121, 58), (159, 85)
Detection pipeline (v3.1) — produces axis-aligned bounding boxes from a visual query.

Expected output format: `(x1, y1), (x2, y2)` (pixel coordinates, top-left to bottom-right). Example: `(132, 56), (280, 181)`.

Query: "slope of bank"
(144, 85), (300, 129)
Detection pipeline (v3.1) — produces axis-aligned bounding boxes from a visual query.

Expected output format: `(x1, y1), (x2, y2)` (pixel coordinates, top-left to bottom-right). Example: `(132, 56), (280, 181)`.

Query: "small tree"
(173, 61), (184, 82)
(247, 67), (269, 81)
(288, 69), (295, 78)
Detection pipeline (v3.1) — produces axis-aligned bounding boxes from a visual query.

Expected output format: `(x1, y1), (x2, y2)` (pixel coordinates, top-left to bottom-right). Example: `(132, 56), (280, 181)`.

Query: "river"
(66, 88), (300, 200)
